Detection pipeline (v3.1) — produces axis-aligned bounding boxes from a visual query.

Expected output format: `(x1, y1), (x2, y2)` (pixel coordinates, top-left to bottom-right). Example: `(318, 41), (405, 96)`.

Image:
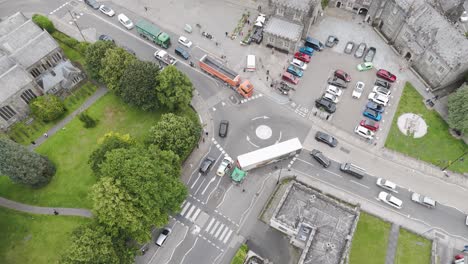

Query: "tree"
(147, 145), (181, 178)
(0, 138), (56, 187)
(146, 113), (201, 159)
(118, 60), (160, 110)
(100, 47), (136, 91)
(85, 41), (115, 80)
(78, 111), (98, 128)
(91, 147), (187, 242)
(155, 65), (193, 110)
(30, 95), (66, 122)
(448, 84), (468, 134)
(88, 132), (135, 175)
(32, 14), (55, 33)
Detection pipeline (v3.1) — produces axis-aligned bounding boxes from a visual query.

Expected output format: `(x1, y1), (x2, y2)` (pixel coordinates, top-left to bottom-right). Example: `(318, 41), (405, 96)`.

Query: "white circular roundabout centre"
(256, 125), (273, 140)
(397, 113), (428, 138)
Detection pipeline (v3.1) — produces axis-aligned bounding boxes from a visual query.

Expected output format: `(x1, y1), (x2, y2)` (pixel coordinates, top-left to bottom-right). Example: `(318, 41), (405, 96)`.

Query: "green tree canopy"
(0, 138), (56, 187)
(118, 60), (160, 111)
(146, 113), (201, 159)
(32, 14), (56, 33)
(100, 47), (136, 91)
(155, 65), (193, 110)
(84, 41), (115, 80)
(91, 146), (187, 242)
(448, 84), (468, 134)
(147, 145), (181, 178)
(30, 94), (66, 122)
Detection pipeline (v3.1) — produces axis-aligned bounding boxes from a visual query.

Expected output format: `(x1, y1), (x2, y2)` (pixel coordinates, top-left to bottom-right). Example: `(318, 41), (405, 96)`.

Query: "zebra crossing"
(179, 200), (234, 244)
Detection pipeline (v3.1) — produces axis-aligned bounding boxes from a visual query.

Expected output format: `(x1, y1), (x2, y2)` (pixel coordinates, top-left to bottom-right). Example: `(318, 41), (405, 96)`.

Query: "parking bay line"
(350, 180), (370, 189)
(324, 169), (343, 178)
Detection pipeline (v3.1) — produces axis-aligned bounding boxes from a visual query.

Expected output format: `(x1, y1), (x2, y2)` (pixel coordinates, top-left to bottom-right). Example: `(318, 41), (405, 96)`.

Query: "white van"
(246, 55), (256, 72)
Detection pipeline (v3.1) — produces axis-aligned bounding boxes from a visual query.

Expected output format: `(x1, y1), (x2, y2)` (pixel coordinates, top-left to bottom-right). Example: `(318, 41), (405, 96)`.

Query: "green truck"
(135, 19), (171, 48)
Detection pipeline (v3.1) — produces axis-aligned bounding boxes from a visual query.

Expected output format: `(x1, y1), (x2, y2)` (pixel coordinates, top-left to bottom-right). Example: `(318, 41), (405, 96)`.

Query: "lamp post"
(68, 10), (86, 42)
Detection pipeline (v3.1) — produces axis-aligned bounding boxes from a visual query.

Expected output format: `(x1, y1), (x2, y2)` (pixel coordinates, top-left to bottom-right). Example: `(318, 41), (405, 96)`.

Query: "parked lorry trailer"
(135, 19), (171, 48)
(198, 55), (254, 98)
(154, 48), (177, 65)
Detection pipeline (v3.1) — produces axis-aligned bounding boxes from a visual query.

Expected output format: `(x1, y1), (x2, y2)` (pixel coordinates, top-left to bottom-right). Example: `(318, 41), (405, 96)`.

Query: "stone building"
(0, 12), (84, 130)
(263, 0), (322, 53)
(328, 0), (374, 16)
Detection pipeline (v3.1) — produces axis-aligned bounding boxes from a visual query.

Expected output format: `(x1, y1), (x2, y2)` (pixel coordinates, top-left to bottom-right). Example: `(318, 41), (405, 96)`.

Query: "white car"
(378, 191), (402, 209)
(411, 192), (436, 208)
(376, 178), (397, 192)
(178, 36), (192, 48)
(323, 92), (339, 103)
(118, 13), (134, 30)
(155, 227), (171, 246)
(368, 92), (389, 106)
(99, 5), (115, 16)
(326, 85), (342, 97)
(354, 125), (374, 140)
(373, 86), (391, 97)
(216, 157), (233, 177)
(291, 59), (307, 70)
(352, 81), (365, 99)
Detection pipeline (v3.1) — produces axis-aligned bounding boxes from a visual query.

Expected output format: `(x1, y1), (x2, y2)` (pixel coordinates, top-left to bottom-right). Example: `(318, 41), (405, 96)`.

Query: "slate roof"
(0, 12), (28, 37)
(0, 64), (33, 103)
(272, 0), (312, 12)
(263, 17), (303, 41)
(39, 60), (81, 93)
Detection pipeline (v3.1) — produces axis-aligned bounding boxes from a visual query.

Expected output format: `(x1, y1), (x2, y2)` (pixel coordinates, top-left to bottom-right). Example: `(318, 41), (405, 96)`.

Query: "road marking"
(180, 200), (186, 208)
(205, 175), (222, 204)
(194, 177), (206, 195)
(179, 237), (199, 264)
(350, 180), (370, 189)
(163, 222), (189, 264)
(205, 218), (215, 232)
(219, 227), (229, 241)
(185, 205), (196, 219)
(201, 176), (216, 195)
(296, 158), (315, 167)
(216, 184), (233, 209)
(324, 169), (343, 178)
(210, 221), (220, 235)
(190, 208), (201, 222)
(190, 174), (201, 189)
(214, 224), (224, 239)
(180, 202), (191, 216)
(223, 230), (233, 244)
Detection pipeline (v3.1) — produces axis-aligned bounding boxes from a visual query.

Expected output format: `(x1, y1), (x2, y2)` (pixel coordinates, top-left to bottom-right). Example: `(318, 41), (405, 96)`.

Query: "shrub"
(52, 31), (79, 48)
(78, 111), (97, 128)
(32, 14), (56, 33)
(30, 95), (66, 122)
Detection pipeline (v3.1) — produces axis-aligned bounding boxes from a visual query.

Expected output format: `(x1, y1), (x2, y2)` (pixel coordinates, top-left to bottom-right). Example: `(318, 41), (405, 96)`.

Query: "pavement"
(0, 197), (92, 217)
(385, 224), (400, 264)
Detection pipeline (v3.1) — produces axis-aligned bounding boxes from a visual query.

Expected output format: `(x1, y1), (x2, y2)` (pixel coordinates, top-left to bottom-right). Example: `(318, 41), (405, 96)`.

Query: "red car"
(377, 69), (397, 82)
(360, 119), (379, 131)
(282, 72), (299, 84)
(294, 52), (311, 63)
(334, 69), (351, 82)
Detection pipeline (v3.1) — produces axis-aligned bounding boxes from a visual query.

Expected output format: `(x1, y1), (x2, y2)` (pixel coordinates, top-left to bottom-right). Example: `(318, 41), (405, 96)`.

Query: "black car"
(219, 120), (229, 138)
(199, 157), (215, 174)
(315, 98), (336, 113)
(364, 47), (376, 62)
(315, 131), (338, 147)
(327, 77), (347, 89)
(250, 28), (263, 44)
(99, 34), (114, 43)
(310, 149), (331, 168)
(325, 35), (339, 48)
(375, 79), (391, 89)
(85, 0), (100, 9)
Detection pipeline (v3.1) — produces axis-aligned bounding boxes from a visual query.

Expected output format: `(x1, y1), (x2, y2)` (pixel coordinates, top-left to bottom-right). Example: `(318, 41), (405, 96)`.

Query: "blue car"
(299, 46), (314, 56)
(363, 108), (382, 121)
(287, 65), (303, 77)
(366, 101), (385, 113)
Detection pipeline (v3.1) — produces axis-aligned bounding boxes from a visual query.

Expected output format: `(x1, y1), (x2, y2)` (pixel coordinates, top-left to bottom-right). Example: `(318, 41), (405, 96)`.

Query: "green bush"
(52, 31), (79, 48)
(231, 244), (248, 264)
(321, 0), (329, 9)
(75, 42), (90, 54)
(32, 14), (56, 33)
(78, 111), (97, 128)
(30, 95), (66, 122)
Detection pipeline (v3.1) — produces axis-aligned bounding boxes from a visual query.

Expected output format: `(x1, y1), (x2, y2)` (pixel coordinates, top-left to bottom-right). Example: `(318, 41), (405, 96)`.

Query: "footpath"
(0, 197), (92, 217)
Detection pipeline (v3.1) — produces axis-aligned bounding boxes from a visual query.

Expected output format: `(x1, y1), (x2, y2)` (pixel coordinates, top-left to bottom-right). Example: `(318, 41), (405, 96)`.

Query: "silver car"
(155, 227), (172, 246)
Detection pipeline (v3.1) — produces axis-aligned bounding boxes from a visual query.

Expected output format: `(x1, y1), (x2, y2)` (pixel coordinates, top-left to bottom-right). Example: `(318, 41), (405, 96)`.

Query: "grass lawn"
(349, 212), (391, 264)
(231, 244), (248, 264)
(395, 229), (432, 264)
(385, 82), (468, 173)
(0, 93), (166, 208)
(0, 207), (89, 264)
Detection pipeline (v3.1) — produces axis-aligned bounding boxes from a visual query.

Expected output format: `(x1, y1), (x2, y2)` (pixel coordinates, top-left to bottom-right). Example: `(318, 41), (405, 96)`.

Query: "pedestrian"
(205, 131), (208, 136)
(266, 76), (269, 81)
(202, 138), (205, 143)
(144, 6), (148, 11)
(247, 20), (250, 25)
(225, 32), (228, 37)
(266, 70), (269, 75)
(53, 210), (59, 215)
(215, 42), (219, 46)
(31, 141), (36, 145)
(43, 133), (48, 138)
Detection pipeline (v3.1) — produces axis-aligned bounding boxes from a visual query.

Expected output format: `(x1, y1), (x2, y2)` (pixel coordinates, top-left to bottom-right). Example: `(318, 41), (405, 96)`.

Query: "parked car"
(363, 108), (382, 121)
(98, 34), (114, 42)
(344, 41), (355, 54)
(250, 27), (263, 44)
(327, 77), (348, 88)
(357, 62), (373, 71)
(359, 119), (379, 131)
(287, 65), (303, 77)
(310, 149), (331, 168)
(315, 98), (336, 113)
(323, 92), (339, 103)
(99, 5), (115, 16)
(411, 192), (436, 208)
(352, 81), (365, 99)
(175, 46), (190, 60)
(118, 13), (134, 30)
(178, 36), (192, 48)
(326, 85), (343, 97)
(368, 92), (389, 106)
(315, 131), (338, 147)
(364, 47), (376, 62)
(325, 35), (339, 47)
(282, 72), (299, 84)
(305, 36), (324, 51)
(376, 178), (397, 192)
(294, 52), (311, 63)
(216, 157), (233, 177)
(291, 59), (307, 70)
(334, 69), (351, 82)
(354, 42), (367, 58)
(366, 101), (385, 113)
(218, 120), (229, 137)
(299, 46), (314, 56)
(373, 86), (391, 97)
(155, 228), (172, 246)
(378, 191), (403, 209)
(377, 69), (397, 82)
(354, 125), (374, 140)
(85, 0), (100, 9)
(199, 157), (215, 174)
(375, 79), (391, 89)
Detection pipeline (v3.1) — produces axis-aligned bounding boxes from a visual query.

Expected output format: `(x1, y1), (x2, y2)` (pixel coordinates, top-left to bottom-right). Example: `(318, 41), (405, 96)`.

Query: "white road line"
(205, 218), (215, 232)
(163, 223), (189, 264)
(205, 175), (222, 204)
(185, 205), (196, 219)
(214, 224), (224, 239)
(180, 202), (191, 216)
(350, 180), (370, 189)
(324, 169), (343, 178)
(190, 208), (201, 222)
(179, 237), (199, 264)
(210, 221), (220, 235)
(180, 200), (187, 208)
(219, 227), (229, 241)
(296, 158), (315, 167)
(201, 176), (216, 195)
(216, 184), (233, 209)
(190, 174), (201, 189)
(239, 174), (273, 228)
(194, 177), (206, 195)
(223, 230), (233, 244)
